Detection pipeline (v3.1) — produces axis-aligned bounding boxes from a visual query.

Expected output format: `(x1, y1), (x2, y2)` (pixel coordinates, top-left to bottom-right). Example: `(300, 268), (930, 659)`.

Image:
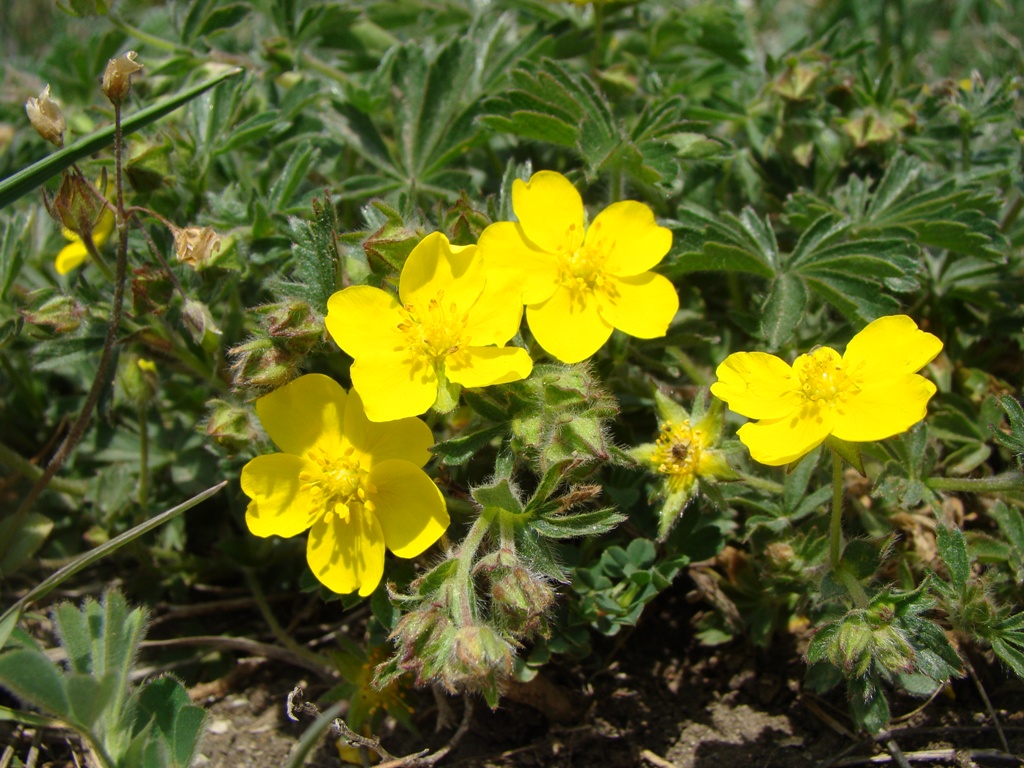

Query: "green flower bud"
(872, 626), (916, 675)
(203, 399), (259, 454)
(22, 294), (85, 333)
(255, 300), (324, 353)
(834, 618), (873, 677)
(117, 355), (158, 406)
(451, 625), (513, 682)
(229, 337), (298, 393)
(52, 172), (106, 239)
(181, 298), (222, 353)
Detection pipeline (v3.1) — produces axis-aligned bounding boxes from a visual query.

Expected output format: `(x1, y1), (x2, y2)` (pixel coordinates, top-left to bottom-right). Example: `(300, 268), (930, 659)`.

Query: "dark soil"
(5, 580), (1024, 767)
(192, 582), (1024, 768)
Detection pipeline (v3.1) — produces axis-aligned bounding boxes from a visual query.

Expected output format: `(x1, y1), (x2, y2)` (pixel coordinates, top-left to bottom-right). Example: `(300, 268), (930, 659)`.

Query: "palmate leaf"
(670, 203), (921, 345)
(329, 19), (540, 201)
(787, 154), (1008, 260)
(482, 59), (705, 186)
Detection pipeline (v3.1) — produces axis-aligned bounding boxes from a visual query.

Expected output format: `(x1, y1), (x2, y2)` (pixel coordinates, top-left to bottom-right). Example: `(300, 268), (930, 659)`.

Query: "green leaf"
(992, 637), (1024, 680)
(0, 67), (244, 210)
(471, 478), (523, 515)
(284, 196), (340, 313)
(760, 272), (807, 349)
(0, 650), (71, 724)
(431, 426), (505, 466)
(66, 672), (117, 729)
(530, 508), (626, 539)
(53, 601), (93, 674)
(989, 501), (1024, 552)
(935, 525), (970, 593)
(0, 512), (53, 577)
(0, 609), (18, 651)
(848, 676), (890, 734)
(992, 396), (1024, 469)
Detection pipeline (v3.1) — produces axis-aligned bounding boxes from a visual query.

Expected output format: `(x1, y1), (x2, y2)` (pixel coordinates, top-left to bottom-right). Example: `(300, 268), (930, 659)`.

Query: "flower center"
(796, 347), (853, 406)
(652, 419), (705, 488)
(556, 221), (613, 301)
(397, 289), (471, 368)
(300, 446), (375, 523)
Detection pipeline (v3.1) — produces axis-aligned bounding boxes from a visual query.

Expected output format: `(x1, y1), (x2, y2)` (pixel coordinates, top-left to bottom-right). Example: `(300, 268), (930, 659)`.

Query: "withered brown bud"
(25, 85), (66, 147)
(101, 51), (143, 105)
(52, 172), (105, 238)
(174, 226), (221, 269)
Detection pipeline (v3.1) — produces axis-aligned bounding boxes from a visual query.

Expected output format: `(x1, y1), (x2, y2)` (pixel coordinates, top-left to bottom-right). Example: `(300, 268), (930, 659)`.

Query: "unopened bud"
(229, 337), (298, 392)
(204, 399), (259, 453)
(452, 625), (513, 680)
(182, 298), (221, 353)
(834, 618), (873, 676)
(22, 294), (85, 333)
(174, 226), (221, 269)
(490, 566), (555, 636)
(118, 355), (158, 406)
(26, 85), (66, 147)
(102, 51), (143, 104)
(872, 626), (916, 675)
(255, 301), (323, 353)
(52, 172), (105, 238)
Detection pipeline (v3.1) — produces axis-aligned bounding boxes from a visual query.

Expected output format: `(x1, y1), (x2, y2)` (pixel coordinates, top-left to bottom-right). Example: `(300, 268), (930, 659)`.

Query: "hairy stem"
(1, 105), (131, 562)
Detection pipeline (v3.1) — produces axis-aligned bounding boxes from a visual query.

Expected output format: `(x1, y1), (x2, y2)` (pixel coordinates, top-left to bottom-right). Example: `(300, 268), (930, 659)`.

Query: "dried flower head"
(174, 226), (221, 268)
(25, 85), (66, 147)
(101, 51), (143, 104)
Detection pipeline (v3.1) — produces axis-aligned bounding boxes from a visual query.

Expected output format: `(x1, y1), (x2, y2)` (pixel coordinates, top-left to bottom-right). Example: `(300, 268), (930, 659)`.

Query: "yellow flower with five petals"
(241, 374), (449, 596)
(710, 315), (943, 467)
(325, 231), (533, 422)
(477, 170), (678, 363)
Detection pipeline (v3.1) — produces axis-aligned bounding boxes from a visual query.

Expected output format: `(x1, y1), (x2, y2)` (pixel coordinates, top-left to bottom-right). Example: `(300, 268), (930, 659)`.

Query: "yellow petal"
(596, 272), (678, 339)
(369, 459), (449, 558)
(476, 221), (560, 305)
(512, 171), (585, 254)
(255, 373), (345, 456)
(350, 357), (438, 422)
(737, 403), (834, 466)
(832, 374), (937, 443)
(711, 352), (803, 420)
(241, 453), (321, 538)
(586, 201), (673, 276)
(843, 315), (943, 380)
(325, 286), (406, 360)
(342, 388), (434, 468)
(526, 285), (613, 363)
(399, 232), (485, 311)
(463, 272), (526, 346)
(306, 506), (385, 596)
(92, 208), (115, 247)
(55, 240), (88, 274)
(446, 346), (533, 388)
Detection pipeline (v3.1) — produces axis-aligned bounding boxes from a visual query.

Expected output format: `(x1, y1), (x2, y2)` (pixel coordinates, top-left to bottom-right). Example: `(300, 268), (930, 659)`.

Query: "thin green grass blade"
(0, 481), (227, 624)
(0, 67), (243, 211)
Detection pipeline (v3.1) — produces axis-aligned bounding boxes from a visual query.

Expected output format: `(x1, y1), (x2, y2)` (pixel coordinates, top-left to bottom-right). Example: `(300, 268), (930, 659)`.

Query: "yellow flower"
(325, 231), (533, 422)
(55, 206), (115, 275)
(241, 374), (449, 596)
(477, 170), (678, 363)
(631, 390), (736, 540)
(710, 315), (943, 467)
